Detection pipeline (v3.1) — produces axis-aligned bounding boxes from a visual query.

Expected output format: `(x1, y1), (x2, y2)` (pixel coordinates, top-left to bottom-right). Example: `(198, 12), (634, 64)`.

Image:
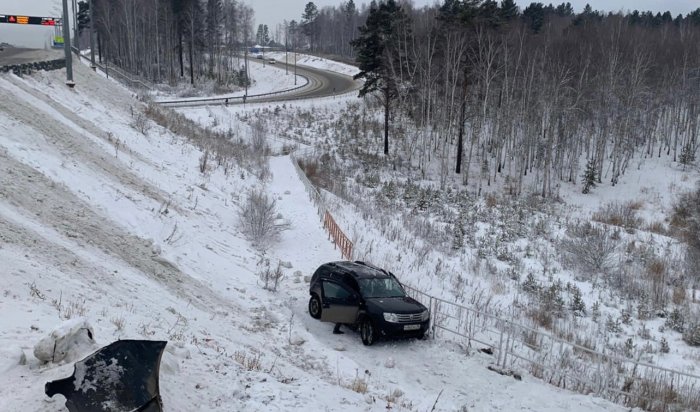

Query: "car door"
(320, 280), (360, 324)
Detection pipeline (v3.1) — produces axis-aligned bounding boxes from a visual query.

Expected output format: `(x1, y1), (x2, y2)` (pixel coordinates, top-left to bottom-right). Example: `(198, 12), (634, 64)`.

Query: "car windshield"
(358, 277), (406, 298)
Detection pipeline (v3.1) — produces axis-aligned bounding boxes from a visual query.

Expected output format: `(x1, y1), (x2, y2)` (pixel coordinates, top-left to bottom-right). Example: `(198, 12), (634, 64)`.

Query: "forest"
(86, 0), (700, 198)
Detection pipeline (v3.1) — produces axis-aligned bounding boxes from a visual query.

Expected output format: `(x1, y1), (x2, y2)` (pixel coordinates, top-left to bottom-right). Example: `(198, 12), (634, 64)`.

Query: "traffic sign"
(0, 14), (60, 25)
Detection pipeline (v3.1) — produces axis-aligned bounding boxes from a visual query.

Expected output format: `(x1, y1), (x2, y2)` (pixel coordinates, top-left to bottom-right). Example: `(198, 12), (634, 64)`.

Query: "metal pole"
(72, 0), (79, 50)
(294, 48), (297, 86)
(89, 0), (96, 69)
(62, 0), (74, 87)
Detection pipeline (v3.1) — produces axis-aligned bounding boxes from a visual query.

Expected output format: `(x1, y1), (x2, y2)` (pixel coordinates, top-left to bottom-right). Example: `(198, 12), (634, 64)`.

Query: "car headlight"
(420, 310), (430, 322)
(383, 312), (399, 323)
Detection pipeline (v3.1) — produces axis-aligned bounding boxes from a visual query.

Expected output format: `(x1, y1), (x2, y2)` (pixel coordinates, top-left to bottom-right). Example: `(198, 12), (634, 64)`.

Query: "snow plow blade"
(45, 340), (167, 412)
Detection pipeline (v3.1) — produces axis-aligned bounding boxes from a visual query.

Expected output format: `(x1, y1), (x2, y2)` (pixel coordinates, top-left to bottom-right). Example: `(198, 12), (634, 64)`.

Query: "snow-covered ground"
(0, 58), (636, 411)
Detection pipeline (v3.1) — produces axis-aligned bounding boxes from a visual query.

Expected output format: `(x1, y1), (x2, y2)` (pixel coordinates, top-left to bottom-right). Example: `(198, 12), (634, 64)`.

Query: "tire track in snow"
(0, 151), (237, 315)
(0, 75), (177, 213)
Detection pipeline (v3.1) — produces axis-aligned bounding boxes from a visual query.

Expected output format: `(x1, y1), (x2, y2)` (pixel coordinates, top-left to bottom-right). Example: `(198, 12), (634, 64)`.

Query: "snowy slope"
(0, 63), (630, 411)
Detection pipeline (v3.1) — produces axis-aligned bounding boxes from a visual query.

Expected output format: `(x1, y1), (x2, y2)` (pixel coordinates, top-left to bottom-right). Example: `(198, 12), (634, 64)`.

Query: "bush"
(238, 189), (290, 248)
(683, 324), (700, 346)
(559, 222), (617, 277)
(671, 185), (700, 285)
(592, 201), (643, 230)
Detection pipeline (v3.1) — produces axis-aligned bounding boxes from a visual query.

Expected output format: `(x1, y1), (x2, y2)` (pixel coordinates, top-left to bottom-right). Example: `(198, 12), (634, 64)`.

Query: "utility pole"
(62, 0), (75, 87)
(284, 29), (288, 75)
(89, 0), (96, 69)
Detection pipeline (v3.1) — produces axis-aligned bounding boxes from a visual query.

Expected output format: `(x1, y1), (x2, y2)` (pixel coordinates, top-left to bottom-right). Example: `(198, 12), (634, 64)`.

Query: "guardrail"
(403, 283), (700, 412)
(323, 211), (353, 260)
(156, 74), (310, 107)
(72, 48), (154, 90)
(290, 150), (354, 261)
(289, 148), (700, 411)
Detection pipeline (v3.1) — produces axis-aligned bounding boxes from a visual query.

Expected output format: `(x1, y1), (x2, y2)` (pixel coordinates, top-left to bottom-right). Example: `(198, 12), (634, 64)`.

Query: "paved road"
(158, 59), (360, 107)
(0, 47), (63, 67)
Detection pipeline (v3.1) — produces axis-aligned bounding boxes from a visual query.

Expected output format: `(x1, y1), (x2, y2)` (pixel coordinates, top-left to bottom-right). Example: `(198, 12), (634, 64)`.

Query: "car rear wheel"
(308, 295), (322, 319)
(360, 318), (376, 346)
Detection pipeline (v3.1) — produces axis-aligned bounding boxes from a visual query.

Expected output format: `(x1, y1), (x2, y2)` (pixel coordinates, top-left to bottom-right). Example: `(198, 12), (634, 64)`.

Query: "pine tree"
(351, 0), (410, 155)
(499, 0), (519, 21)
(523, 2), (545, 33)
(569, 285), (586, 316)
(591, 300), (600, 322)
(301, 2), (319, 50)
(660, 337), (670, 353)
(581, 158), (597, 194)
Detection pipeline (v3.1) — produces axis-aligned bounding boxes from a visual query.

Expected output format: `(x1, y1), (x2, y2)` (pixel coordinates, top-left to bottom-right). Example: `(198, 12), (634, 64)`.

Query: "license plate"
(404, 324), (420, 331)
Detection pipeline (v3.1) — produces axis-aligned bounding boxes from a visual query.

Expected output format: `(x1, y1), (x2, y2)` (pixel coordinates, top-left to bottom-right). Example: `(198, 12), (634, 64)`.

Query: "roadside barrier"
(290, 151), (353, 261)
(403, 285), (700, 411)
(323, 211), (353, 260)
(290, 149), (700, 411)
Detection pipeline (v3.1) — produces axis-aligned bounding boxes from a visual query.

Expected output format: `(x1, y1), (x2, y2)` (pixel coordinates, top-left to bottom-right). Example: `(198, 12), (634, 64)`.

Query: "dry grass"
(111, 316), (126, 331)
(233, 350), (263, 371)
(672, 287), (687, 305)
(592, 201), (643, 230)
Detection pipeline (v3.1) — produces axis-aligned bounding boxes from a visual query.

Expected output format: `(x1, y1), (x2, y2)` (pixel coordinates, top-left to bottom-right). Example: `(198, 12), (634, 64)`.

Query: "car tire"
(308, 295), (322, 319)
(360, 318), (376, 346)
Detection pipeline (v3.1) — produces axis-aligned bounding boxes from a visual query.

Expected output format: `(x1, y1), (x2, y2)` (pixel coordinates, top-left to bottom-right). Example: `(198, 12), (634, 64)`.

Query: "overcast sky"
(252, 0), (699, 29)
(0, 1), (698, 48)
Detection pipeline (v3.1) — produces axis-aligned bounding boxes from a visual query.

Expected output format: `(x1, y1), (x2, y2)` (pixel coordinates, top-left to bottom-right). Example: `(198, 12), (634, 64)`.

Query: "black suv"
(308, 261), (430, 345)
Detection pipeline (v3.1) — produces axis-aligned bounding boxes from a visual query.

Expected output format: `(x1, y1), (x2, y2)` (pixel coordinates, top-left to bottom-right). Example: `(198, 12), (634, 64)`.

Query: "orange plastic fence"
(323, 211), (353, 260)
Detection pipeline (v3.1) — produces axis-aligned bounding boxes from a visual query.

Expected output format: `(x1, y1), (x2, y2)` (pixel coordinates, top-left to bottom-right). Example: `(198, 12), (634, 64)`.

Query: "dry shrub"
(345, 370), (371, 394)
(485, 193), (498, 208)
(592, 201), (643, 230)
(646, 221), (667, 235)
(646, 259), (667, 282)
(559, 222), (617, 276)
(527, 306), (553, 330)
(672, 286), (687, 305)
(233, 350), (262, 371)
(238, 189), (290, 248)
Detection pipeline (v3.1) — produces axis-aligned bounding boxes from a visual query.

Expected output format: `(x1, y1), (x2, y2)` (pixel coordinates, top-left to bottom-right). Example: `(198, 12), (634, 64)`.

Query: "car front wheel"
(360, 318), (376, 346)
(308, 295), (322, 319)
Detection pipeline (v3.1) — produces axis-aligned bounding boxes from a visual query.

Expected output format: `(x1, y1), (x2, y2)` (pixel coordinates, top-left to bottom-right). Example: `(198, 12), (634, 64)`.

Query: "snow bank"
(33, 318), (96, 364)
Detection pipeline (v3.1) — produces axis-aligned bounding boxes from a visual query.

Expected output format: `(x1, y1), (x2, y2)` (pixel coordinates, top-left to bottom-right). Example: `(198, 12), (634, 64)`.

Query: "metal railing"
(72, 48), (154, 90)
(157, 72), (310, 107)
(290, 151), (354, 261)
(403, 284), (700, 411)
(288, 149), (700, 411)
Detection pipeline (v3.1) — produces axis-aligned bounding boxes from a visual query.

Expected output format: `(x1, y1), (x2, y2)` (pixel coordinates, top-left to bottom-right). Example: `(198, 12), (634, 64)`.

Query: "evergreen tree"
(499, 0), (519, 21)
(554, 2), (574, 17)
(77, 1), (90, 35)
(523, 2), (546, 33)
(301, 2), (319, 50)
(581, 158), (597, 194)
(569, 285), (586, 316)
(351, 0), (410, 155)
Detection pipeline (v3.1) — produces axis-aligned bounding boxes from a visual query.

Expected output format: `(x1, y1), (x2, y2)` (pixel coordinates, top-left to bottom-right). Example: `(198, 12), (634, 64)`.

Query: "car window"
(359, 278), (406, 298)
(323, 281), (352, 299)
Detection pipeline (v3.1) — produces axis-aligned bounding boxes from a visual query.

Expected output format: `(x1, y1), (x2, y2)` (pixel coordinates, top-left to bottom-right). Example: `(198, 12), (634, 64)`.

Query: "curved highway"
(158, 59), (360, 107)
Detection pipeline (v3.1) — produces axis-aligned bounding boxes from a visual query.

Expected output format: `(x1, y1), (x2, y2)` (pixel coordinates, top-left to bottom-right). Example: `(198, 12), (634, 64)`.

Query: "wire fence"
(403, 284), (700, 412)
(289, 149), (700, 412)
(290, 151), (354, 261)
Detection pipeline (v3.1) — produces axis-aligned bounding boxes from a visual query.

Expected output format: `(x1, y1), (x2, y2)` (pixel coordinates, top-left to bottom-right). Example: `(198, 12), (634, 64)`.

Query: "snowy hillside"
(0, 59), (638, 411)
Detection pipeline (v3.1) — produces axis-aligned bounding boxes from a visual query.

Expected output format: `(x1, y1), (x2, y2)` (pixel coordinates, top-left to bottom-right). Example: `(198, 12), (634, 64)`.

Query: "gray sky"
(0, 1), (698, 48)
(252, 0), (699, 30)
